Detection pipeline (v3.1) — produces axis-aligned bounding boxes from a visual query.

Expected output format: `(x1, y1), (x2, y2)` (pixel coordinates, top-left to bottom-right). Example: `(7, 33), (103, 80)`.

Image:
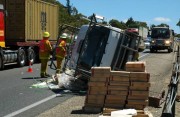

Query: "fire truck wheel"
(27, 47), (36, 64)
(17, 48), (26, 67)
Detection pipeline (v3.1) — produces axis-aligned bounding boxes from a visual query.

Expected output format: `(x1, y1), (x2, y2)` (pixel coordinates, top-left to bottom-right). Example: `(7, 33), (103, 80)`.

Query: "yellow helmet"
(43, 32), (50, 38)
(60, 41), (66, 47)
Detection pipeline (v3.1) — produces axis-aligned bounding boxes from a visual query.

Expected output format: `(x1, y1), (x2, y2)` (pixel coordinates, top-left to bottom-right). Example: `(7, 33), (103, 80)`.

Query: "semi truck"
(150, 27), (174, 53)
(0, 0), (59, 69)
(126, 26), (148, 51)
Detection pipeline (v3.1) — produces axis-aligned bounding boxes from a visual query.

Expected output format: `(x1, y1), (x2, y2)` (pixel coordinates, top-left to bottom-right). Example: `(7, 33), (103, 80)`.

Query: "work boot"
(45, 73), (51, 77)
(40, 73), (48, 78)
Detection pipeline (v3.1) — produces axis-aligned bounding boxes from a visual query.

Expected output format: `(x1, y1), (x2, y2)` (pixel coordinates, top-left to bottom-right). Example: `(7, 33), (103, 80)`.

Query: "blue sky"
(58, 0), (180, 34)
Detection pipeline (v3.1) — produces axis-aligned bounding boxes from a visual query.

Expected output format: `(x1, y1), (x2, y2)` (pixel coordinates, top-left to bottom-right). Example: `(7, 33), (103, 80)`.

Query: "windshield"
(151, 28), (170, 38)
(78, 26), (110, 70)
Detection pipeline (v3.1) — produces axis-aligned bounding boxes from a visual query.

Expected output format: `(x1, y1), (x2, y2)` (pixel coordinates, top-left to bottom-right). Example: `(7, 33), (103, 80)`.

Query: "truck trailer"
(0, 0), (59, 69)
(126, 26), (148, 51)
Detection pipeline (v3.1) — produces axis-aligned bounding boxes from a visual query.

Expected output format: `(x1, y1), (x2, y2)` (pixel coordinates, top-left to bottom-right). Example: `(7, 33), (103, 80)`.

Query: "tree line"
(43, 0), (180, 36)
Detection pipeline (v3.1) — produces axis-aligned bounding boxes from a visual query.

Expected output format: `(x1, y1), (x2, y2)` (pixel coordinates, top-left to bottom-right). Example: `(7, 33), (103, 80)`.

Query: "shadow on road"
(71, 109), (99, 114)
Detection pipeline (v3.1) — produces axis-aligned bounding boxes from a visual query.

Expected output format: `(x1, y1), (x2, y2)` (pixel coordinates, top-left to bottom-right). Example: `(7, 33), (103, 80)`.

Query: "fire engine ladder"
(112, 31), (141, 70)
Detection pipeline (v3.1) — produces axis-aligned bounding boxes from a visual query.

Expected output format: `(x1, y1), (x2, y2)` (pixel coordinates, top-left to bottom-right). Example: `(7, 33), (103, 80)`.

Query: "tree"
(177, 19), (180, 27)
(109, 19), (127, 30)
(157, 23), (169, 27)
(126, 17), (138, 28)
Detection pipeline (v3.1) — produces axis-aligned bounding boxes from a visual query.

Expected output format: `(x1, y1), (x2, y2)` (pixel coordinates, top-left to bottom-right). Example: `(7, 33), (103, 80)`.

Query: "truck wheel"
(0, 55), (4, 70)
(27, 47), (36, 64)
(150, 49), (154, 53)
(168, 49), (171, 53)
(17, 48), (26, 67)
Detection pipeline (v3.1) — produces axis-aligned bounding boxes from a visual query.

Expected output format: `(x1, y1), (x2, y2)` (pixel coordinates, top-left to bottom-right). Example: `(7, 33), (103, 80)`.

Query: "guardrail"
(161, 46), (179, 117)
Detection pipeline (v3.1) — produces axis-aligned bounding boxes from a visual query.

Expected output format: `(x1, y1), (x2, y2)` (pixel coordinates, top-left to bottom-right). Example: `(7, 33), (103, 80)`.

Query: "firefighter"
(39, 32), (52, 78)
(55, 34), (67, 74)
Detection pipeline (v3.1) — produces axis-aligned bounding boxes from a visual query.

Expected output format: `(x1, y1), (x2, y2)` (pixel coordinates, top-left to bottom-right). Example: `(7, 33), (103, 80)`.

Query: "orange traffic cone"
(27, 60), (33, 73)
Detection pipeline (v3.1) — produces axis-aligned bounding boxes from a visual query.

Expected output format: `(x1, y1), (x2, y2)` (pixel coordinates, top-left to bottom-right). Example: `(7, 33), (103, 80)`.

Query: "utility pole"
(66, 0), (71, 15)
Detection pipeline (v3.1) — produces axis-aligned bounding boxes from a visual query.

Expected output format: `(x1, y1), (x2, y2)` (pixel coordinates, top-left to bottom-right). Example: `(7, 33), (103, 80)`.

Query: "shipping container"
(1, 0), (59, 45)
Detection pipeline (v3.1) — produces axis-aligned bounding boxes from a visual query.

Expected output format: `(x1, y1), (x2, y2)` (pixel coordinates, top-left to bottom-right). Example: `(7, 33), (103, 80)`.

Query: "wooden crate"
(90, 76), (109, 82)
(109, 81), (130, 86)
(108, 86), (129, 91)
(126, 62), (146, 72)
(130, 72), (150, 82)
(88, 86), (107, 95)
(108, 90), (128, 96)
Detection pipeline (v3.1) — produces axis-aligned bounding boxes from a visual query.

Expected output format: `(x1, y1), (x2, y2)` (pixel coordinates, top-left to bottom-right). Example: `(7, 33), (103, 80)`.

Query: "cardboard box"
(91, 67), (111, 77)
(88, 81), (108, 87)
(88, 86), (107, 95)
(90, 76), (109, 82)
(108, 90), (128, 95)
(110, 76), (130, 82)
(111, 71), (130, 77)
(126, 62), (146, 72)
(106, 95), (127, 100)
(127, 100), (149, 105)
(130, 86), (149, 91)
(86, 95), (105, 100)
(105, 99), (126, 104)
(130, 82), (151, 87)
(104, 103), (124, 109)
(108, 86), (129, 91)
(130, 72), (150, 82)
(129, 90), (149, 97)
(109, 81), (130, 86)
(128, 95), (148, 100)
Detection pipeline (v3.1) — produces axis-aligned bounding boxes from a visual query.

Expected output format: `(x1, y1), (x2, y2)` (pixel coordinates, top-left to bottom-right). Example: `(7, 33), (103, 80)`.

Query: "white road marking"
(139, 53), (150, 59)
(4, 95), (57, 117)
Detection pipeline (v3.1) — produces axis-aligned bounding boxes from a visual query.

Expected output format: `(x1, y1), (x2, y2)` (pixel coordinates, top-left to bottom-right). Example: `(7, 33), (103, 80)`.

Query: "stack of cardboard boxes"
(83, 61), (150, 116)
(83, 67), (111, 113)
(125, 62), (150, 110)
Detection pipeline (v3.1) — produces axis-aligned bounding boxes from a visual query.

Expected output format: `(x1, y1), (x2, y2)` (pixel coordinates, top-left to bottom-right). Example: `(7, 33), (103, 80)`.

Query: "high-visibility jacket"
(39, 39), (52, 59)
(56, 43), (66, 59)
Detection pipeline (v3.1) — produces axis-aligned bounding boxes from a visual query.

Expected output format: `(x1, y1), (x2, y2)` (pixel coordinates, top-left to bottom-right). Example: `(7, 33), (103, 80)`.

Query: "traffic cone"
(27, 60), (33, 73)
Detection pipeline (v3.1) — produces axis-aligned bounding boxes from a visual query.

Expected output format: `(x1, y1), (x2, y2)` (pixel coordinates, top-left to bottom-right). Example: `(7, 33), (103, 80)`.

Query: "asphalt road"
(0, 50), (150, 117)
(0, 61), (76, 117)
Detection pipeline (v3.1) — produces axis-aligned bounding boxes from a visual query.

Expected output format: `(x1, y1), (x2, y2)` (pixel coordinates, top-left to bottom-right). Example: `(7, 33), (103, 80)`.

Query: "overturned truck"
(59, 14), (141, 90)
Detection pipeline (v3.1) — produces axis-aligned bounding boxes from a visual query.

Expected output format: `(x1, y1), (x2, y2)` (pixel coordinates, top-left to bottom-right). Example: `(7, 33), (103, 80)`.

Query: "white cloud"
(153, 17), (171, 22)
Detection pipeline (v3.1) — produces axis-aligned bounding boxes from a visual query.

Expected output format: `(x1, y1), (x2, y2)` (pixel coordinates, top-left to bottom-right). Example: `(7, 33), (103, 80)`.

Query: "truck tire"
(0, 48), (4, 70)
(0, 55), (4, 70)
(168, 49), (171, 53)
(27, 47), (36, 64)
(150, 49), (154, 53)
(17, 48), (26, 67)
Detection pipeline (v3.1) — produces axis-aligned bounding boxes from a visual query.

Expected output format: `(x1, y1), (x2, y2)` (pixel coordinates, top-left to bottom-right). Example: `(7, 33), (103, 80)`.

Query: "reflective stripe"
(56, 55), (64, 59)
